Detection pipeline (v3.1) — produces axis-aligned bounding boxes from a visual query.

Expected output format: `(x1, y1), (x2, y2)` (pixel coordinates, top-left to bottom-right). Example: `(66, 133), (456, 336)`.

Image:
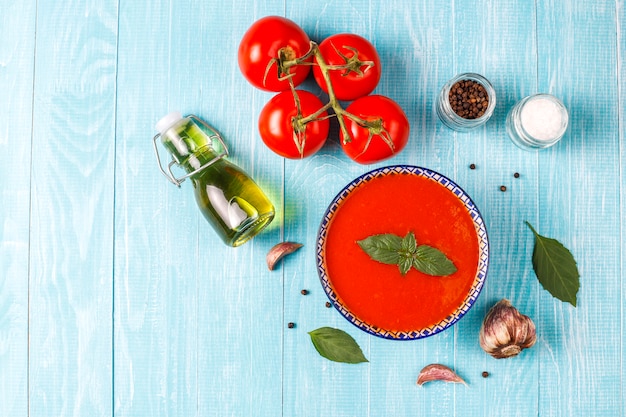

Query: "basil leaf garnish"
(526, 221), (580, 307)
(401, 231), (417, 253)
(399, 257), (413, 275)
(356, 234), (402, 265)
(357, 232), (456, 277)
(413, 245), (457, 276)
(308, 327), (368, 364)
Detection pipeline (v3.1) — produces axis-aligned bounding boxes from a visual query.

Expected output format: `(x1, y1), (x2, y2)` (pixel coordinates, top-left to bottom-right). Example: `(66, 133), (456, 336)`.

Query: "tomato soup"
(318, 166), (488, 339)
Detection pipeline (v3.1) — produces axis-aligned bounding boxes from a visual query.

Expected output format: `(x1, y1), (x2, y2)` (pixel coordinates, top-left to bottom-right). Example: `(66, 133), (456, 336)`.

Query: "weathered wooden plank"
(616, 0), (626, 414)
(0, 1), (36, 416)
(27, 1), (118, 416)
(536, 1), (622, 415)
(114, 1), (200, 415)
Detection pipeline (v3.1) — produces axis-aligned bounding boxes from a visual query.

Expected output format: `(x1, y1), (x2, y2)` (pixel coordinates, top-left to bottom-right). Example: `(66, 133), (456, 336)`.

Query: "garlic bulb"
(479, 299), (536, 359)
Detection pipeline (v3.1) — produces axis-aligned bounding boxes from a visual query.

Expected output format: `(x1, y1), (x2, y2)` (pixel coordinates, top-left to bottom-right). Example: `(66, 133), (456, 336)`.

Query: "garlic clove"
(266, 242), (303, 270)
(479, 299), (537, 359)
(416, 364), (466, 386)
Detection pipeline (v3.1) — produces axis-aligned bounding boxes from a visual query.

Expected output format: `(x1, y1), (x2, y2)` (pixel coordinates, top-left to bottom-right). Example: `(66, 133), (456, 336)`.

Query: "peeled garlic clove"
(479, 299), (537, 359)
(417, 364), (466, 386)
(266, 242), (303, 270)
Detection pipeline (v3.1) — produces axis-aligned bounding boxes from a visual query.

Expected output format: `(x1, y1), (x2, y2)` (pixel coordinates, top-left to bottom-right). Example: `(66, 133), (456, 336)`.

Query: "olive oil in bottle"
(153, 112), (275, 247)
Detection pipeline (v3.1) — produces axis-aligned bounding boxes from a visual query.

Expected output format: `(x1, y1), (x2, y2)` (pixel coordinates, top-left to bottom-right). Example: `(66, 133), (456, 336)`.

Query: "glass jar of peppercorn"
(436, 73), (496, 131)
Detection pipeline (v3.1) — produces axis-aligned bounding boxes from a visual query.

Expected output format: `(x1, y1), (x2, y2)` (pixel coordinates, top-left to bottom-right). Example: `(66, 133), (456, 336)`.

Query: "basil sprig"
(357, 232), (457, 276)
(526, 222), (580, 306)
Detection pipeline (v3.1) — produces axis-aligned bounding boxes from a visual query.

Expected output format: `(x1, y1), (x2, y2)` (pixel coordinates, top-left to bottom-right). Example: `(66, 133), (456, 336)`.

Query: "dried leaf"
(526, 222), (580, 306)
(308, 327), (368, 364)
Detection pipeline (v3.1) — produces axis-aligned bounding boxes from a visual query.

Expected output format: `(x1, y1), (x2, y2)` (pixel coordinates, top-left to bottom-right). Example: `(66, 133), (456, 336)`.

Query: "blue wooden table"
(1, 0), (624, 416)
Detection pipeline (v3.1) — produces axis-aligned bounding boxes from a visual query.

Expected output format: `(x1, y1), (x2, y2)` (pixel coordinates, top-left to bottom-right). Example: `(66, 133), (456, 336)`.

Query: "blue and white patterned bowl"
(316, 165), (489, 340)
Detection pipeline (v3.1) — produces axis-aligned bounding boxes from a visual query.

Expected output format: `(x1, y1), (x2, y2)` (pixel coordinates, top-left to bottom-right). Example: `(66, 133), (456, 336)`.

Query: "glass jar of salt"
(506, 94), (569, 150)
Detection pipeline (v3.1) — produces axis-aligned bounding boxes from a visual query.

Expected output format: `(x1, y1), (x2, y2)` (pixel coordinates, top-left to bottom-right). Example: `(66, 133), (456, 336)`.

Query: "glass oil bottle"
(153, 112), (275, 247)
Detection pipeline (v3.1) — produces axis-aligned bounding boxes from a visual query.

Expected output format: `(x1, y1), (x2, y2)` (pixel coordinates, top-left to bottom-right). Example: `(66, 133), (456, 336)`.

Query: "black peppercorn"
(469, 163), (476, 170)
(500, 185), (507, 192)
(287, 322), (295, 329)
(325, 301), (332, 308)
(301, 289), (309, 295)
(514, 172), (520, 178)
(448, 80), (489, 119)
(482, 371), (489, 378)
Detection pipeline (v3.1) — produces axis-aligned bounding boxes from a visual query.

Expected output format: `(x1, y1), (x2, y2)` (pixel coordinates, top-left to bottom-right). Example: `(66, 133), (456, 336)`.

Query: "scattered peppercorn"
(301, 289), (309, 295)
(325, 301), (332, 308)
(287, 322), (295, 329)
(500, 185), (507, 192)
(448, 80), (489, 119)
(514, 172), (520, 178)
(482, 371), (489, 378)
(469, 163), (476, 170)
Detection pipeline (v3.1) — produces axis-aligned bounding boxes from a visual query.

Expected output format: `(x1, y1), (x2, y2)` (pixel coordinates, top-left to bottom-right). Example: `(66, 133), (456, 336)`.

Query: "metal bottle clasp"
(152, 114), (229, 187)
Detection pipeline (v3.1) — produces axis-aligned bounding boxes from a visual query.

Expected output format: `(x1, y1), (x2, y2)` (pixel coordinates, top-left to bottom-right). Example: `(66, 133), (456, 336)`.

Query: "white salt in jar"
(506, 94), (569, 150)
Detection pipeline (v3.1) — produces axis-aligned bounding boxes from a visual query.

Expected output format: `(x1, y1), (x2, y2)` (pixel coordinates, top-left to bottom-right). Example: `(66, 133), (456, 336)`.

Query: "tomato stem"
(307, 42), (374, 144)
(281, 41), (394, 151)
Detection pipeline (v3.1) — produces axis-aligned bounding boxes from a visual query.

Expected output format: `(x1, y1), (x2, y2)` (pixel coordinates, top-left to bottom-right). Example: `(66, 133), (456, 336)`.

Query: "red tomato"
(340, 95), (410, 164)
(238, 16), (312, 92)
(258, 90), (330, 158)
(313, 33), (381, 101)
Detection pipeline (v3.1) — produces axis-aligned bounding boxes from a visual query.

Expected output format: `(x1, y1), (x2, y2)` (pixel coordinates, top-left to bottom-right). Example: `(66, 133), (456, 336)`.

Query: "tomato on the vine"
(258, 90), (329, 159)
(238, 16), (312, 92)
(340, 95), (410, 164)
(313, 33), (381, 101)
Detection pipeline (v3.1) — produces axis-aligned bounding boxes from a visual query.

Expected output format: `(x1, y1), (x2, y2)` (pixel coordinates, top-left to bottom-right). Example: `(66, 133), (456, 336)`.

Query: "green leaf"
(401, 231), (417, 253)
(356, 234), (402, 265)
(398, 233), (417, 276)
(308, 327), (368, 364)
(526, 221), (580, 307)
(357, 232), (456, 277)
(398, 256), (413, 276)
(413, 245), (458, 276)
